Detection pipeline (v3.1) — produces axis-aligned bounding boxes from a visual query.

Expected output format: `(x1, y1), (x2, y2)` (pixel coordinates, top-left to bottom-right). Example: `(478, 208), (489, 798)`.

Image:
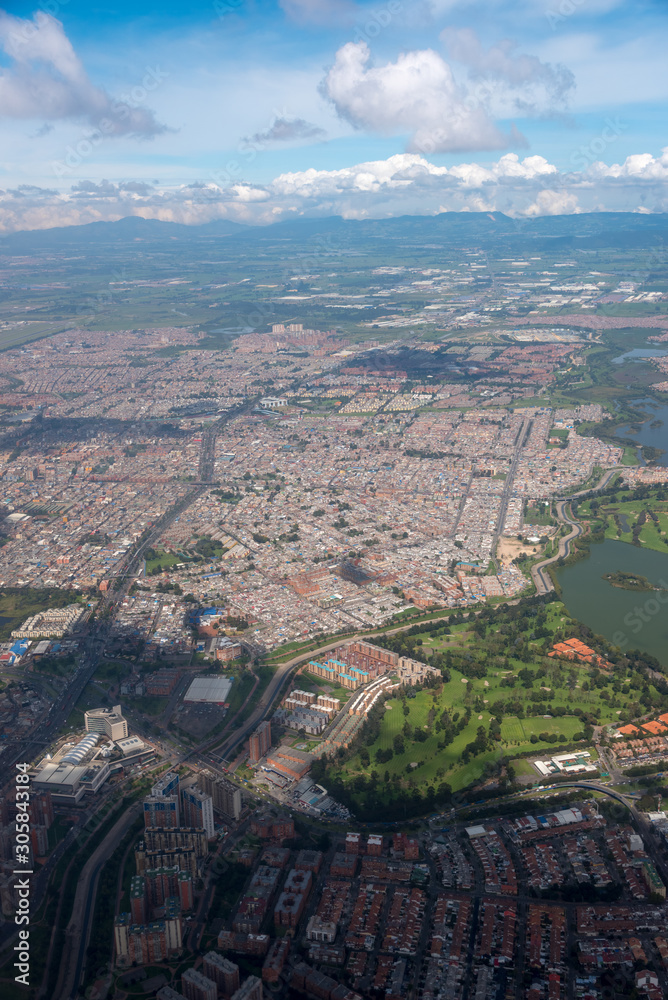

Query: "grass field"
(579, 495), (668, 553)
(146, 550), (182, 572)
(0, 587), (83, 641)
(501, 714), (584, 744)
(298, 669), (352, 704)
(224, 671), (255, 716)
(508, 757), (539, 777)
(337, 666), (605, 795)
(0, 321), (69, 353)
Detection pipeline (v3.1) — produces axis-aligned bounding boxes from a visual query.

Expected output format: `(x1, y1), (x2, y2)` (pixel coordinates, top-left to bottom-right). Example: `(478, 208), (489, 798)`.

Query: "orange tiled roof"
(642, 721), (668, 735)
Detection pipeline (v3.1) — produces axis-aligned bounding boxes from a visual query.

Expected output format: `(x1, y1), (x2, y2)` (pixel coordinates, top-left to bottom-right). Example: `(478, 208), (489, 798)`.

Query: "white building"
(33, 759), (110, 803)
(259, 396), (288, 410)
(85, 704), (128, 741)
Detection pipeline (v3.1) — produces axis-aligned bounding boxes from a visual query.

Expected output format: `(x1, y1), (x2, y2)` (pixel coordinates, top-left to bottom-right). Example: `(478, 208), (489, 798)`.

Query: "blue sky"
(0, 0), (666, 230)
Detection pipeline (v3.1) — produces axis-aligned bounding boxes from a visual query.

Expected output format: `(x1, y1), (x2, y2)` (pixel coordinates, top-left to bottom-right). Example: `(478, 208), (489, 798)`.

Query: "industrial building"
(184, 676), (233, 704)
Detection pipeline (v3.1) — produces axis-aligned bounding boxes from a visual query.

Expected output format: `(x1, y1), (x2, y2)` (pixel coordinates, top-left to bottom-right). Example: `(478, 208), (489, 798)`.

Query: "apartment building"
(249, 721), (272, 764)
(181, 787), (215, 838)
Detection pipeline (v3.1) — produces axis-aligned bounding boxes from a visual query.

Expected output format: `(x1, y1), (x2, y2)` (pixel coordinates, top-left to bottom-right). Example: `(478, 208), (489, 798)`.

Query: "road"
(102, 395), (259, 604)
(491, 416), (530, 570)
(530, 465), (621, 595)
(531, 500), (583, 594)
(54, 802), (142, 1000)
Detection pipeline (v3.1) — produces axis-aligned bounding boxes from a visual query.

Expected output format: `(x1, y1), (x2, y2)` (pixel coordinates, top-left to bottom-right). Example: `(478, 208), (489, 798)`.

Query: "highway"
(531, 499), (583, 594)
(54, 802), (142, 1000)
(490, 416), (529, 571)
(530, 465), (621, 595)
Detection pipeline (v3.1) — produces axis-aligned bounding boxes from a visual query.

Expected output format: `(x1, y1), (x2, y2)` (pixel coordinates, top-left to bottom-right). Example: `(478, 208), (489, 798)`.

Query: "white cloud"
(448, 152), (558, 186)
(523, 188), (581, 216)
(0, 148), (667, 233)
(0, 11), (167, 137)
(230, 183), (271, 202)
(321, 41), (522, 153)
(588, 149), (668, 181)
(441, 27), (575, 111)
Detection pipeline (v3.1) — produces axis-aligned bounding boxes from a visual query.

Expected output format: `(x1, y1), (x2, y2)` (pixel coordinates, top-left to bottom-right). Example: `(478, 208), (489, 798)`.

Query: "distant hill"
(0, 215), (247, 250)
(1, 211), (667, 253)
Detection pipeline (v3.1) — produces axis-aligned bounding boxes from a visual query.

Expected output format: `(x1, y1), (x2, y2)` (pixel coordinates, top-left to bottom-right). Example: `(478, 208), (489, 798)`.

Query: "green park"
(314, 596), (668, 819)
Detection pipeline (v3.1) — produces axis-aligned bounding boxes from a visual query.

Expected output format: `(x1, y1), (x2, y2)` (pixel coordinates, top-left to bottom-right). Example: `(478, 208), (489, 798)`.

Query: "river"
(556, 538), (668, 665)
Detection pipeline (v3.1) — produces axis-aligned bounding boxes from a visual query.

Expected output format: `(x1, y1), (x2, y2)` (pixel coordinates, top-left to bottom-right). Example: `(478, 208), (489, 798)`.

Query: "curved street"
(531, 499), (584, 594)
(531, 465), (621, 594)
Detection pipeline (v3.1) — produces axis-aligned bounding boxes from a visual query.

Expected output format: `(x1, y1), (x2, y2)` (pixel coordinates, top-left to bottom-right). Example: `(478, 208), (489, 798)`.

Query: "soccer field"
(500, 717), (526, 743)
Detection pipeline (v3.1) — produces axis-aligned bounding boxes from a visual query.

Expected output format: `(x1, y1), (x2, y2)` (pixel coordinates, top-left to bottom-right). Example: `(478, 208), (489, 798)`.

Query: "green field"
(500, 715), (584, 743)
(508, 757), (539, 778)
(336, 667), (604, 795)
(145, 549), (182, 572)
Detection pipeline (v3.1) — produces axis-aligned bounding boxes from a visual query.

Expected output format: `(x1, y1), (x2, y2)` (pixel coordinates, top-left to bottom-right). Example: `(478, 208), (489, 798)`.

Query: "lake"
(616, 397), (668, 466)
(556, 538), (668, 665)
(612, 348), (668, 365)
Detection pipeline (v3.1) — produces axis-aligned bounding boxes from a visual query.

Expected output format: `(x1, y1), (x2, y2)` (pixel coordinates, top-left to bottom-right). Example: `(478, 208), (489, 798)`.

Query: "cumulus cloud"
(0, 148), (667, 232)
(588, 149), (668, 181)
(245, 117), (326, 145)
(0, 11), (168, 137)
(322, 41), (523, 153)
(442, 27), (575, 111)
(523, 188), (581, 216)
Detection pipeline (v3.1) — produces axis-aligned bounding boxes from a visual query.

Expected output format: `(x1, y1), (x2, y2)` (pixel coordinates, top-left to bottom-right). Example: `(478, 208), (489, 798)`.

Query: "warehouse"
(184, 676), (233, 704)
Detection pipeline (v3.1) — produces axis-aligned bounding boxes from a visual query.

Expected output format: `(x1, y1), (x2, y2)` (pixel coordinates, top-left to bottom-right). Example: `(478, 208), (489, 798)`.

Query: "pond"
(556, 538), (668, 666)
